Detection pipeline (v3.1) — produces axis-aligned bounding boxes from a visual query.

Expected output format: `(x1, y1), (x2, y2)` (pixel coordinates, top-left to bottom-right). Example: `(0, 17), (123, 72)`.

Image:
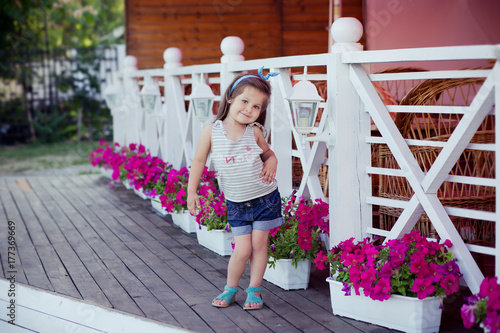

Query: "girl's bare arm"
(187, 124), (212, 215)
(254, 127), (277, 184)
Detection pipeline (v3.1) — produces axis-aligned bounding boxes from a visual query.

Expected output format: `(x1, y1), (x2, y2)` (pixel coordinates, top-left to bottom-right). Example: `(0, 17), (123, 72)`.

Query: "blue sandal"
(212, 285), (238, 308)
(243, 286), (263, 310)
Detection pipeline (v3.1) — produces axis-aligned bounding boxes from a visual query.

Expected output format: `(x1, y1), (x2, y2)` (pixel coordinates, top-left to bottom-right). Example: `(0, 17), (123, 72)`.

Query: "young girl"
(187, 73), (283, 310)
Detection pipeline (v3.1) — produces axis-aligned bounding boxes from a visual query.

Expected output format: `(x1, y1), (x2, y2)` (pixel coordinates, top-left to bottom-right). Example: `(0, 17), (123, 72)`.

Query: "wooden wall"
(126, 0), (363, 69)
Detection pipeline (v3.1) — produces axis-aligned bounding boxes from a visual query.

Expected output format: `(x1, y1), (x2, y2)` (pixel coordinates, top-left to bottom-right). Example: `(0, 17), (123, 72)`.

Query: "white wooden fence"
(108, 17), (499, 293)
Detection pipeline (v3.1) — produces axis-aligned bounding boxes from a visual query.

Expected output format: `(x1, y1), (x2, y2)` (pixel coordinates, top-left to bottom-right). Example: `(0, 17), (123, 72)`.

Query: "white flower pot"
(151, 199), (168, 216)
(327, 278), (443, 333)
(123, 179), (134, 190)
(196, 225), (233, 256)
(171, 211), (197, 233)
(101, 167), (113, 179)
(320, 232), (330, 249)
(133, 187), (148, 200)
(263, 259), (310, 290)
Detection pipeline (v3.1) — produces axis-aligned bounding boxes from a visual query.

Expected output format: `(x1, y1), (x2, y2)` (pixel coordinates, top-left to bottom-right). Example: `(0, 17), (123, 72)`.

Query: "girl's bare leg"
(213, 234), (251, 306)
(246, 229), (270, 308)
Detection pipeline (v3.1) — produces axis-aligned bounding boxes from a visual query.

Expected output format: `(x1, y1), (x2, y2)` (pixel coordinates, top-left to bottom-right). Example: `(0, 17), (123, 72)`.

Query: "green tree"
(49, 0), (124, 49)
(0, 0), (124, 53)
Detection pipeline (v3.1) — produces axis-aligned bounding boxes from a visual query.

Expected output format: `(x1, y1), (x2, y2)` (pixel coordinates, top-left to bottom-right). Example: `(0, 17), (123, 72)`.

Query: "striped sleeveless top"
(211, 120), (277, 202)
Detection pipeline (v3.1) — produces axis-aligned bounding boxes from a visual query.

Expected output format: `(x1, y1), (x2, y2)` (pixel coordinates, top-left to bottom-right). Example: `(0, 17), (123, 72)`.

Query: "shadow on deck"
(0, 174), (482, 332)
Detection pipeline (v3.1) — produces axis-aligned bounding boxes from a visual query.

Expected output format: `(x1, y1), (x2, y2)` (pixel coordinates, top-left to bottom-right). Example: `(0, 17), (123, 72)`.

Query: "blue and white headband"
(229, 66), (279, 94)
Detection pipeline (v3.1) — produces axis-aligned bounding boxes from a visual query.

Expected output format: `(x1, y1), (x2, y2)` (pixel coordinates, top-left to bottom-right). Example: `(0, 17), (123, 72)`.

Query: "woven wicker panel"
(374, 67), (428, 103)
(377, 66), (495, 244)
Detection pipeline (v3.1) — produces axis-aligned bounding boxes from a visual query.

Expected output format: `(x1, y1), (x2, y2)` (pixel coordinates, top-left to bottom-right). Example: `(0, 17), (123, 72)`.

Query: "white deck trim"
(0, 279), (191, 333)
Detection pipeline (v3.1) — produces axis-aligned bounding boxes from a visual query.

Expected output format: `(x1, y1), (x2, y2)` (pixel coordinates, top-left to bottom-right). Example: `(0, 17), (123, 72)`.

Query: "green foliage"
(0, 0), (52, 52)
(1, 0), (124, 60)
(31, 108), (71, 143)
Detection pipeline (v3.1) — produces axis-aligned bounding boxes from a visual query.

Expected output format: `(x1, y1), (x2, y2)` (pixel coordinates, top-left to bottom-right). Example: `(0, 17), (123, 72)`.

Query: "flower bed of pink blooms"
(90, 141), (226, 229)
(314, 231), (462, 302)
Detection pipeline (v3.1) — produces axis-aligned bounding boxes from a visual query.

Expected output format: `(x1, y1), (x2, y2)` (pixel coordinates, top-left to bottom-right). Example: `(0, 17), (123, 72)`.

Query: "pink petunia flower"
(411, 277), (436, 300)
(314, 251), (328, 271)
(440, 274), (460, 295)
(460, 304), (477, 329)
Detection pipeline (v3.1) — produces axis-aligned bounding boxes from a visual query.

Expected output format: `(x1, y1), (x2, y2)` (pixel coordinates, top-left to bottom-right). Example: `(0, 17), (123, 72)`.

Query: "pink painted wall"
(364, 0), (500, 71)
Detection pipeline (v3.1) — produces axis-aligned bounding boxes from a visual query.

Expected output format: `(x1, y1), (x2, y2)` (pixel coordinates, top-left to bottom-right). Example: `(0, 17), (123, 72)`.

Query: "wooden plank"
(129, 0), (276, 6)
(129, 5), (278, 17)
(27, 178), (143, 314)
(15, 178), (31, 191)
(0, 178), (48, 288)
(38, 177), (176, 323)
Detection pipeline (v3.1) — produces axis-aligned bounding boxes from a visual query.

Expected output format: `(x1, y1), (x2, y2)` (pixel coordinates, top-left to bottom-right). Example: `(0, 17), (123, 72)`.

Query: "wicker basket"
(377, 66), (495, 244)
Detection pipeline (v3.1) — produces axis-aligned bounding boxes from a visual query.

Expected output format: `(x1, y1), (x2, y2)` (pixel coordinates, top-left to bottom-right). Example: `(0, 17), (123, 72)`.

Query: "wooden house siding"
(125, 0), (363, 69)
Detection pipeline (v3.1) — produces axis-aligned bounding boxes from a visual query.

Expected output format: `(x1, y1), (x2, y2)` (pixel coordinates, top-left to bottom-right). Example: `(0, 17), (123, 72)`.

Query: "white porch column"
(328, 18), (372, 245)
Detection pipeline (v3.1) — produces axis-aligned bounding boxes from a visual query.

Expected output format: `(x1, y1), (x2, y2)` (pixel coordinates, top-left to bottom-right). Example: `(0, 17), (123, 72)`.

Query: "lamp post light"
(286, 66), (324, 148)
(140, 76), (161, 114)
(104, 80), (124, 110)
(104, 80), (128, 146)
(190, 74), (215, 123)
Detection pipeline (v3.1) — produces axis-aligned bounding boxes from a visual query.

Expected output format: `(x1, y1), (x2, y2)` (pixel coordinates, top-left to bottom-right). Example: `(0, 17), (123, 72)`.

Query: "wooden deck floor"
(0, 174), (482, 332)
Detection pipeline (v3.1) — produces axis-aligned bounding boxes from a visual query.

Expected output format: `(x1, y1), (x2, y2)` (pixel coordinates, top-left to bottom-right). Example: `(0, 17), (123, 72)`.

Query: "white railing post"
(122, 55), (141, 146)
(328, 18), (372, 245)
(189, 73), (204, 160)
(270, 68), (293, 196)
(104, 73), (127, 147)
(220, 36), (245, 93)
(162, 47), (186, 168)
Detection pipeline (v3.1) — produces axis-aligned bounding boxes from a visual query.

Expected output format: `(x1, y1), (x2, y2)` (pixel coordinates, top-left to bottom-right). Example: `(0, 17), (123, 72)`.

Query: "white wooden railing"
(108, 18), (499, 293)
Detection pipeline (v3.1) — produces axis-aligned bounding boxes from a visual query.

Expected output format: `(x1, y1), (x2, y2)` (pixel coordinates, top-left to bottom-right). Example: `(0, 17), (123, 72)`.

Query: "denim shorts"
(226, 188), (284, 236)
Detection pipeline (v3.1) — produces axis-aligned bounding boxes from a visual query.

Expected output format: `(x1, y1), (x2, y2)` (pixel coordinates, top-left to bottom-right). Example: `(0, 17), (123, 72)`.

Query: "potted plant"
(315, 231), (462, 333)
(121, 145), (165, 200)
(265, 194), (328, 290)
(89, 140), (116, 179)
(195, 190), (233, 256)
(153, 166), (195, 231)
(116, 143), (144, 189)
(461, 276), (500, 332)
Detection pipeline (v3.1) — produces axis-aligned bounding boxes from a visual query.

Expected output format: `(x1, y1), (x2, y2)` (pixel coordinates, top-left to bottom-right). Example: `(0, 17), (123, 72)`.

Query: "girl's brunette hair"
(214, 74), (271, 126)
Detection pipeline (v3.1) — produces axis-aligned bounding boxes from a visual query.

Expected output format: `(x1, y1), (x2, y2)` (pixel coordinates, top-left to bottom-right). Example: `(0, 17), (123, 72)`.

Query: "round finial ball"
(163, 47), (183, 64)
(220, 36), (245, 56)
(331, 17), (363, 43)
(124, 55), (138, 68)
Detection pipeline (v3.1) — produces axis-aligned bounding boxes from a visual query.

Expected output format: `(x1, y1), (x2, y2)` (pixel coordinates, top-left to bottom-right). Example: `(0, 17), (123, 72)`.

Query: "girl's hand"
(260, 156), (277, 184)
(187, 192), (200, 216)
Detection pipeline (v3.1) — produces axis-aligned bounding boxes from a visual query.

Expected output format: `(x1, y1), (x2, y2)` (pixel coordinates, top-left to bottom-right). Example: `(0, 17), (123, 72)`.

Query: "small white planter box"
(123, 179), (134, 190)
(196, 225), (233, 256)
(171, 211), (197, 233)
(327, 278), (442, 333)
(320, 232), (330, 249)
(133, 187), (148, 200)
(100, 167), (113, 179)
(263, 259), (311, 290)
(151, 199), (168, 216)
